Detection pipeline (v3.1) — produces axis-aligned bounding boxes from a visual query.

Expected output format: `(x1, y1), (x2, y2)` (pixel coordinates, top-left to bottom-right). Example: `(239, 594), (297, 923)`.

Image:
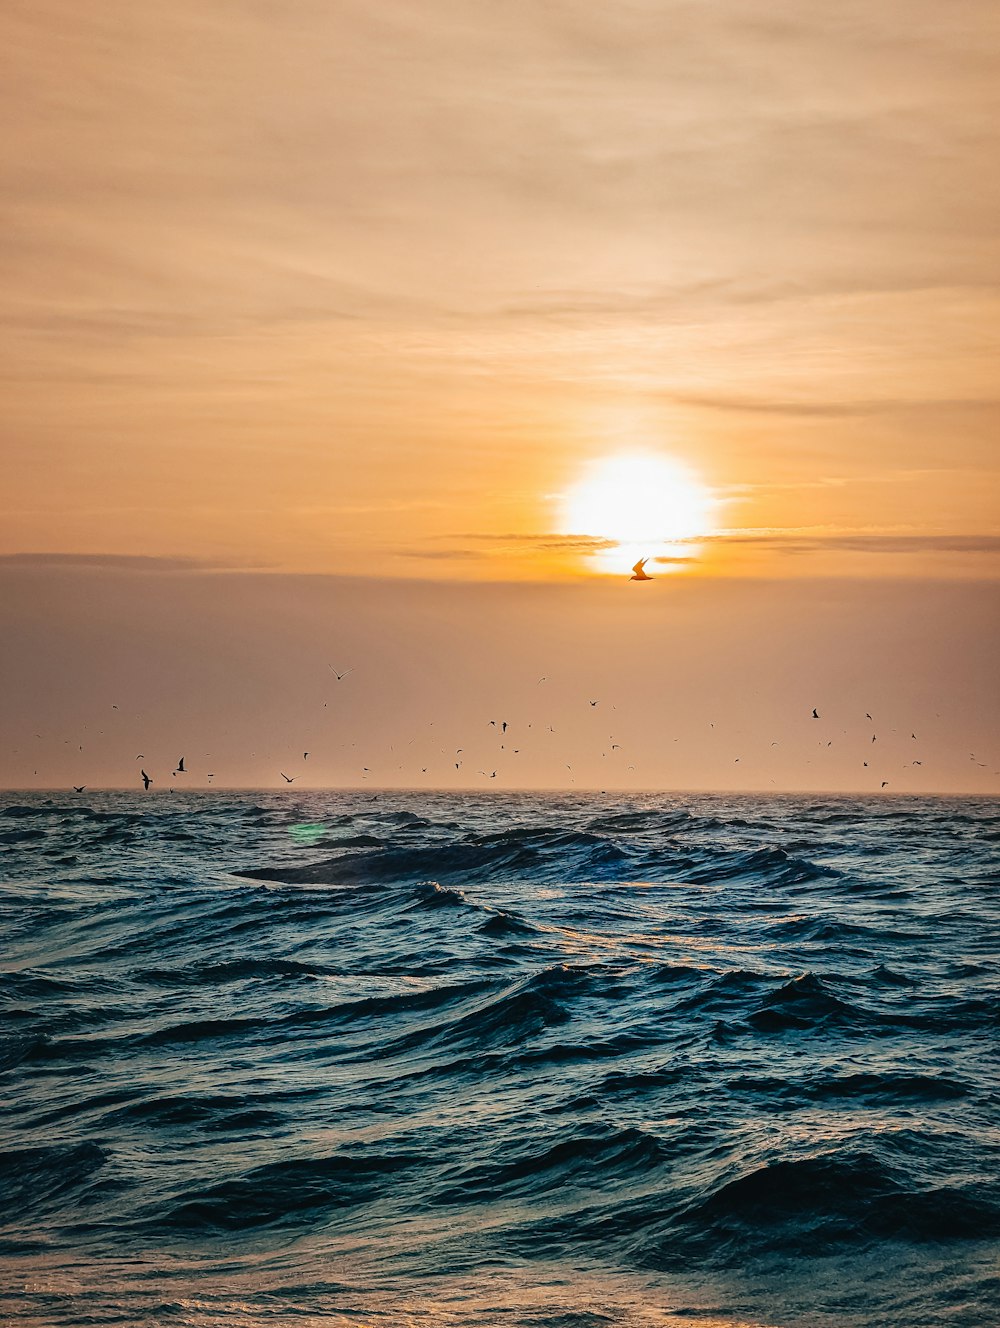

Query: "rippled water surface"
(2, 791), (998, 1327)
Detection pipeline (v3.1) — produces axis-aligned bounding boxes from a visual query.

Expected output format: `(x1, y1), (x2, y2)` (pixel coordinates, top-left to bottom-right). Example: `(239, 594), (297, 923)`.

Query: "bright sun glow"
(561, 454), (715, 574)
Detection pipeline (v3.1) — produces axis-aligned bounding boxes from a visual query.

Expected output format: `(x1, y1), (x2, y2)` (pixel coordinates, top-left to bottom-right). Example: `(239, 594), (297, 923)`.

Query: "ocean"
(1, 791), (998, 1327)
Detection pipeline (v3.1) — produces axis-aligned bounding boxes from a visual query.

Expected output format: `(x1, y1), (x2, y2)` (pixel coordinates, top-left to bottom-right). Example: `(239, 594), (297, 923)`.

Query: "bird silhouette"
(881, 781), (889, 788)
(173, 757), (185, 776)
(812, 709), (820, 719)
(629, 557), (652, 581)
(280, 772), (295, 783)
(73, 786), (86, 793)
(329, 666), (353, 681)
(141, 770), (152, 790)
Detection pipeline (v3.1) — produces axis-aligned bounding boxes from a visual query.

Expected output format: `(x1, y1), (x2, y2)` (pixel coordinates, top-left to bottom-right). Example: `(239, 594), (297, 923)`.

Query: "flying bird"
(881, 781), (889, 788)
(629, 557), (652, 582)
(303, 752), (309, 760)
(329, 666), (353, 681)
(173, 757), (185, 775)
(866, 713), (873, 721)
(141, 770), (152, 790)
(73, 786), (86, 793)
(812, 709), (820, 719)
(280, 772), (295, 783)
(589, 700), (599, 707)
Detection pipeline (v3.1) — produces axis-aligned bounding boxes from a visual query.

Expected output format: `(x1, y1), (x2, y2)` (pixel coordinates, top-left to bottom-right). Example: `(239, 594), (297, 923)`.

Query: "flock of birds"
(12, 565), (993, 796)
(51, 665), (992, 793)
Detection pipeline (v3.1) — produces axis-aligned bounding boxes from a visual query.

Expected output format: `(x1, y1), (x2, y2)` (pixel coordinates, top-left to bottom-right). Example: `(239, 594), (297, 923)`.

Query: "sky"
(1, 1), (998, 790)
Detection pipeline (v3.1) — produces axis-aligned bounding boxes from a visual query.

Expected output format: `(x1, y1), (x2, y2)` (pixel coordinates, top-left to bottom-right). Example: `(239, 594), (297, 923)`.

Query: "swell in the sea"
(1, 791), (998, 1326)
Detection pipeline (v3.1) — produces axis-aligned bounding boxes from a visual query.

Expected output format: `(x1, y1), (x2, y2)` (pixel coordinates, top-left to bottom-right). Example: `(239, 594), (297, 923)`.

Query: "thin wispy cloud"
(0, 554), (248, 573)
(698, 531), (1000, 555)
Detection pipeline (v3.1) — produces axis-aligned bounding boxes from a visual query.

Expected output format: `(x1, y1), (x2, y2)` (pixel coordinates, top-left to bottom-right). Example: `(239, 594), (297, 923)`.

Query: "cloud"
(701, 531), (1000, 555)
(0, 553), (237, 572)
(447, 533), (618, 551)
(399, 547), (485, 561)
(664, 392), (1000, 419)
(404, 534), (621, 562)
(811, 534), (1000, 555)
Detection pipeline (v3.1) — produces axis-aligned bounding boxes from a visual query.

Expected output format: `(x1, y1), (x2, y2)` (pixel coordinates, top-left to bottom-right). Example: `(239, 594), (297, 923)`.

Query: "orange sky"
(1, 2), (998, 788)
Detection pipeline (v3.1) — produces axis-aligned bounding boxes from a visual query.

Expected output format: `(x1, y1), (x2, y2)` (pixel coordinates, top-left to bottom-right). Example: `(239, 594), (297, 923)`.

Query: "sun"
(560, 453), (715, 573)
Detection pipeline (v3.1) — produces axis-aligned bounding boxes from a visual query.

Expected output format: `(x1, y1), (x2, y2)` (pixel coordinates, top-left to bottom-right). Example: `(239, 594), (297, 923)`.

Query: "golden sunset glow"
(0, 1), (997, 796)
(561, 454), (716, 574)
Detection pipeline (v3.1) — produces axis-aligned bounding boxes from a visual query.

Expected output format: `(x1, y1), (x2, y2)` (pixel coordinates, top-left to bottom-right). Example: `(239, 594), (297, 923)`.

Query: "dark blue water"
(2, 792), (998, 1327)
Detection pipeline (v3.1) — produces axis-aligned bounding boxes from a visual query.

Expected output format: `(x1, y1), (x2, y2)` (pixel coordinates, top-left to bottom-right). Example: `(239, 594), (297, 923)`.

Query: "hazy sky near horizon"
(2, 562), (998, 793)
(1, 2), (998, 789)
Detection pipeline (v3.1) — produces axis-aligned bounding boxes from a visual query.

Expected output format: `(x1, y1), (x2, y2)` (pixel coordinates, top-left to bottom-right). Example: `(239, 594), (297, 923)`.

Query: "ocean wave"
(681, 1148), (1000, 1252)
(0, 1034), (48, 1073)
(163, 1149), (425, 1232)
(0, 1142), (108, 1217)
(746, 971), (862, 1031)
(679, 844), (839, 886)
(383, 964), (602, 1057)
(433, 1125), (669, 1205)
(139, 956), (338, 986)
(239, 826), (634, 886)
